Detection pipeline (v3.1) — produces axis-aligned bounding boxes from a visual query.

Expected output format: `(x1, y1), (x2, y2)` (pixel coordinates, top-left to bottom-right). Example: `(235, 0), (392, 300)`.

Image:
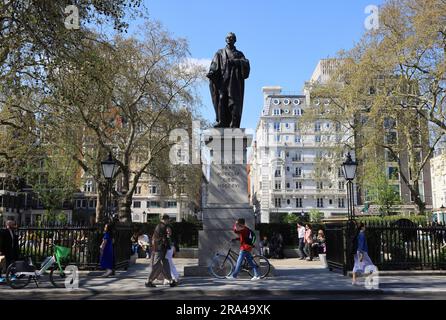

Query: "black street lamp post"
(342, 152), (358, 221)
(101, 152), (118, 223)
(439, 205), (445, 225)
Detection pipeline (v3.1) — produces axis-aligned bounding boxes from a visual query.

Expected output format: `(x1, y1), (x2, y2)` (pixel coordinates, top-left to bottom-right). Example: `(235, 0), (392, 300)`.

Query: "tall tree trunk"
(95, 183), (107, 224)
(118, 171), (132, 222)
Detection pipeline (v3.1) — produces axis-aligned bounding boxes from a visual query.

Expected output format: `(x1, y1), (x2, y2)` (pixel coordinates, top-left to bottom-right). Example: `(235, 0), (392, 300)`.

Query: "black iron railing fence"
(325, 221), (446, 274)
(1, 223), (133, 270)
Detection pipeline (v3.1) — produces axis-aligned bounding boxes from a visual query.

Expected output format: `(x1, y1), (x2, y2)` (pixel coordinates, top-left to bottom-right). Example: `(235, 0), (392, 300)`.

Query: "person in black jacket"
(0, 220), (19, 279)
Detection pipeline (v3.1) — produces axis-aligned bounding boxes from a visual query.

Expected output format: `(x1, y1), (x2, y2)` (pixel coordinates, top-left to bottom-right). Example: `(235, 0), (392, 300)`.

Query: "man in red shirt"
(227, 218), (260, 280)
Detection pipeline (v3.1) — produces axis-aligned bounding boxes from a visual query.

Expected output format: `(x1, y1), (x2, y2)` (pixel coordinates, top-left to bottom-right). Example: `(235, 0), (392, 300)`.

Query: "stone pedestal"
(184, 129), (256, 276)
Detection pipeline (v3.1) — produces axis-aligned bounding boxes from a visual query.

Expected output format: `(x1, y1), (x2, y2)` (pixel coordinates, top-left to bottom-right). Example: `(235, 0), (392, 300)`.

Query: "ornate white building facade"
(250, 86), (356, 223)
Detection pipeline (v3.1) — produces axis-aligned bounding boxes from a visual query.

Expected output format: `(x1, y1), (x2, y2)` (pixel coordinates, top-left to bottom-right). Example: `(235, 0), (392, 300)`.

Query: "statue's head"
(226, 32), (237, 46)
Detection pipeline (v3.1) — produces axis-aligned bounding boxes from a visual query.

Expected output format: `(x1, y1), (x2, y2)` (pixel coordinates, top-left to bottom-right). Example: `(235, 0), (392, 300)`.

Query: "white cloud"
(179, 57), (211, 73)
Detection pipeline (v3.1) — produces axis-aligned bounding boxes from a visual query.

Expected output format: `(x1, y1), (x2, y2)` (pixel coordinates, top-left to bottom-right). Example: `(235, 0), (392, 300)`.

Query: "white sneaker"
(251, 276), (261, 281)
(226, 275), (236, 280)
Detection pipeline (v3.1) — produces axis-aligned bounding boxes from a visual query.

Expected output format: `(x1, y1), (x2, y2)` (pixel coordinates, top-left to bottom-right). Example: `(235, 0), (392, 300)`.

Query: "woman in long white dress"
(163, 226), (179, 284)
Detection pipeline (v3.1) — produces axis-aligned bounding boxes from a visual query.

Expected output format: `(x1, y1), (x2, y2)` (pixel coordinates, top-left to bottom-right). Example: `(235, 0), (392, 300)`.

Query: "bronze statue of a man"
(207, 32), (250, 128)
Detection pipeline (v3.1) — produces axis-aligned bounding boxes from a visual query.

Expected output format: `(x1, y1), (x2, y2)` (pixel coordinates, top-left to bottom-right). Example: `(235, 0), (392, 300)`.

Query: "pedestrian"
(259, 236), (270, 258)
(164, 226), (179, 284)
(226, 218), (260, 281)
(138, 231), (151, 259)
(304, 224), (313, 261)
(297, 222), (306, 260)
(312, 229), (326, 255)
(145, 214), (177, 288)
(99, 223), (114, 277)
(0, 220), (19, 282)
(352, 222), (375, 285)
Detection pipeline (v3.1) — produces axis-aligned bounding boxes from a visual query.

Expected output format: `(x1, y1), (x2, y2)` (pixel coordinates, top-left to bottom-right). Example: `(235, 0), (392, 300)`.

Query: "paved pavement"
(0, 258), (445, 299)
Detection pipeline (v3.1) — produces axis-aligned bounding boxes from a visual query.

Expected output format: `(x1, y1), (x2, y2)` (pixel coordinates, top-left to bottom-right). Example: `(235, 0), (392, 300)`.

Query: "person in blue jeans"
(226, 218), (260, 281)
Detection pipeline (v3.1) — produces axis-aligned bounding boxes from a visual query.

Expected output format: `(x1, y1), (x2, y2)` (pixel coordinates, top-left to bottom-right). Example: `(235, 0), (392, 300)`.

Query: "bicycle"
(208, 241), (271, 279)
(6, 245), (74, 289)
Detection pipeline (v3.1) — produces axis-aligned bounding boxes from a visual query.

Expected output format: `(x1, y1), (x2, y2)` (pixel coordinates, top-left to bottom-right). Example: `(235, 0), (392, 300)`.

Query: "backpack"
(245, 228), (257, 247)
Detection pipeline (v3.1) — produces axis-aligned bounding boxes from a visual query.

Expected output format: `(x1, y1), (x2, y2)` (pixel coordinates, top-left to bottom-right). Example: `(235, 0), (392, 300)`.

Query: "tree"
(46, 21), (204, 223)
(308, 19), (440, 213)
(309, 209), (324, 223)
(0, 0), (143, 217)
(363, 162), (401, 216)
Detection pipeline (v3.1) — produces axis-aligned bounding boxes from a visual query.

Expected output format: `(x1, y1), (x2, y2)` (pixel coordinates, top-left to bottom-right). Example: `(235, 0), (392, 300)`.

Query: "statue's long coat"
(207, 46), (250, 128)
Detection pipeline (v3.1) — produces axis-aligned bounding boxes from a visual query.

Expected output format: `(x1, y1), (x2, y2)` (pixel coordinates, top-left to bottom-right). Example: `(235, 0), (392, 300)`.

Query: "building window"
(292, 153), (302, 161)
(338, 181), (345, 190)
(83, 180), (93, 193)
(295, 167), (302, 177)
(166, 201), (177, 208)
(88, 199), (97, 208)
(286, 183), (291, 189)
(135, 186), (142, 195)
(338, 198), (345, 208)
(273, 109), (281, 116)
(81, 200), (87, 208)
(147, 201), (160, 208)
(149, 185), (158, 194)
(275, 135), (281, 142)
(315, 123), (321, 132)
(295, 181), (302, 189)
(317, 198), (324, 208)
(385, 131), (398, 145)
(335, 123), (341, 132)
(274, 198), (281, 208)
(274, 169), (281, 177)
(274, 122), (280, 132)
(317, 182), (323, 190)
(385, 150), (398, 162)
(293, 108), (302, 116)
(315, 135), (321, 143)
(384, 117), (397, 129)
(388, 167), (399, 180)
(274, 181), (281, 190)
(296, 198), (303, 208)
(338, 168), (344, 178)
(295, 135), (301, 143)
(133, 201), (141, 208)
(75, 199), (82, 209)
(286, 199), (291, 205)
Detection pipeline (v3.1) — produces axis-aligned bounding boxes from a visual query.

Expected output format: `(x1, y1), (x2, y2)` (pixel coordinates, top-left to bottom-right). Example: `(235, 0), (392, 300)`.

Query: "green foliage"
(363, 162), (401, 216)
(282, 213), (300, 224)
(357, 215), (427, 226)
(309, 209), (324, 223)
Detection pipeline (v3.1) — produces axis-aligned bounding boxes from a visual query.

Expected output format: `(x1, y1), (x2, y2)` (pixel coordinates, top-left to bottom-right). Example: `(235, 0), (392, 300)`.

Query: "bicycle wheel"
(208, 254), (234, 279)
(247, 255), (271, 279)
(49, 266), (71, 288)
(6, 263), (31, 289)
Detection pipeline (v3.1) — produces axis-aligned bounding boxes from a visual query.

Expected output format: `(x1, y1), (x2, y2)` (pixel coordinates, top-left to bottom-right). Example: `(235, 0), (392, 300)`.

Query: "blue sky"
(126, 0), (384, 130)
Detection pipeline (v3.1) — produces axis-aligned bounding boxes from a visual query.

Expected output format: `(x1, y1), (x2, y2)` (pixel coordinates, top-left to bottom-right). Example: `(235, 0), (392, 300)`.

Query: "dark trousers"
(298, 238), (306, 258)
(147, 250), (172, 283)
(304, 243), (313, 260)
(1, 255), (16, 276)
